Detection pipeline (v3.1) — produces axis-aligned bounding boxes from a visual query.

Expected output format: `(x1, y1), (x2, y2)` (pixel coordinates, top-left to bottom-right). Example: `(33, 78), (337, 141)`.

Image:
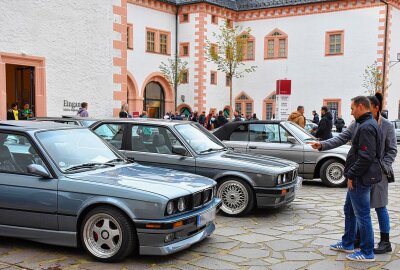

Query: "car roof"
(94, 118), (194, 127)
(0, 120), (84, 131)
(35, 116), (100, 121)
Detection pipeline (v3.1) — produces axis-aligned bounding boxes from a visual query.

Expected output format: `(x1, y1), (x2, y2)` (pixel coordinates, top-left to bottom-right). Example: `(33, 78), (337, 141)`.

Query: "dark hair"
(375, 92), (383, 112)
(321, 106), (329, 113)
(11, 103), (18, 108)
(312, 110), (316, 113)
(351, 96), (370, 109)
(297, 106), (304, 111)
(23, 101), (30, 106)
(219, 110), (223, 115)
(81, 102), (88, 108)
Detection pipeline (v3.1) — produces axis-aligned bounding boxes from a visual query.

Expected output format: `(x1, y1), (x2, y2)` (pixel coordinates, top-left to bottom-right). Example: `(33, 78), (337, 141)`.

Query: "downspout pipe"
(380, 0), (389, 104)
(175, 5), (179, 111)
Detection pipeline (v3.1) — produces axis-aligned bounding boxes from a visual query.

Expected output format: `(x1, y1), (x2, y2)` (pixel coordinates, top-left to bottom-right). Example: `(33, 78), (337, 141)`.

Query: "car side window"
(131, 125), (185, 155)
(249, 124), (287, 143)
(93, 124), (124, 149)
(0, 132), (46, 175)
(229, 124), (248, 141)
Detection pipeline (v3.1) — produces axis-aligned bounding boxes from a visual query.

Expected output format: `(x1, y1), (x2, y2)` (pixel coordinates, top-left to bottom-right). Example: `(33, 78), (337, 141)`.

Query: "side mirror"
(287, 136), (297, 144)
(172, 145), (188, 156)
(27, 164), (51, 178)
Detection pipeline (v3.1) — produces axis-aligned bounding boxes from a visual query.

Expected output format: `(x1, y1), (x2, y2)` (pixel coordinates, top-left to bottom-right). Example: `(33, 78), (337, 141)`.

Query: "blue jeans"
(342, 181), (374, 256)
(375, 206), (390, 234)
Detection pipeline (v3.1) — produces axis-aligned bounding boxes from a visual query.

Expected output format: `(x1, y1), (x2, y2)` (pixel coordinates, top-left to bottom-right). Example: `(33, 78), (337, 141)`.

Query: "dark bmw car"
(34, 116), (98, 127)
(90, 119), (302, 217)
(0, 121), (220, 262)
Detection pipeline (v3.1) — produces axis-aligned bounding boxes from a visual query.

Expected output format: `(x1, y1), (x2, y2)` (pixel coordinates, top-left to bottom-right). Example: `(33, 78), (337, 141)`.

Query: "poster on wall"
(275, 80), (292, 120)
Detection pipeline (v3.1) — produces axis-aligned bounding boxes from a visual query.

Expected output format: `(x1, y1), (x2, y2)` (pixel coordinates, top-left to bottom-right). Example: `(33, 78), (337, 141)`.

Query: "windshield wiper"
(105, 158), (127, 164)
(200, 147), (227, 154)
(65, 162), (115, 172)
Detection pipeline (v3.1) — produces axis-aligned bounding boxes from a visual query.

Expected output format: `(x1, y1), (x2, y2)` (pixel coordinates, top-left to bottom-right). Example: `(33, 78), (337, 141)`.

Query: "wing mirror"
(27, 164), (51, 178)
(287, 136), (297, 144)
(172, 146), (188, 156)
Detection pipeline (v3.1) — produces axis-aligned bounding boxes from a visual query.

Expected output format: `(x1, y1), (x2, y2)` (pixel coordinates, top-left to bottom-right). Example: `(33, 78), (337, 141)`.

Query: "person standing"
(198, 111), (206, 126)
(191, 111), (199, 122)
(287, 106), (306, 128)
(7, 103), (19, 120)
(310, 96), (382, 262)
(233, 110), (242, 122)
(205, 111), (215, 130)
(367, 93), (397, 254)
(119, 103), (131, 118)
(140, 111), (148, 118)
(173, 111), (183, 120)
(312, 110), (320, 124)
(214, 110), (228, 128)
(77, 102), (89, 117)
(315, 106), (333, 140)
(19, 102), (34, 120)
(251, 113), (258, 120)
(335, 115), (346, 133)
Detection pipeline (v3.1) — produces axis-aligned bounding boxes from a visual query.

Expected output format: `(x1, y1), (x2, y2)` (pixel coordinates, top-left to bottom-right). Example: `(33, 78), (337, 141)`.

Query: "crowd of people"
(6, 102), (34, 120)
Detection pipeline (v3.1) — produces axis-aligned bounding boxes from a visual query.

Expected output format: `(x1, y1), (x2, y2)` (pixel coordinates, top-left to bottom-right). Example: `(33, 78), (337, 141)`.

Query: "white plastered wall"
(388, 6), (400, 120)
(0, 0), (115, 117)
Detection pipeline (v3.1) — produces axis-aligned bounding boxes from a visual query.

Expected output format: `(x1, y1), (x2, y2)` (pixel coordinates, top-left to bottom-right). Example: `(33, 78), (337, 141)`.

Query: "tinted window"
(229, 124), (248, 141)
(94, 124), (125, 149)
(249, 124), (288, 143)
(131, 125), (184, 155)
(0, 133), (45, 174)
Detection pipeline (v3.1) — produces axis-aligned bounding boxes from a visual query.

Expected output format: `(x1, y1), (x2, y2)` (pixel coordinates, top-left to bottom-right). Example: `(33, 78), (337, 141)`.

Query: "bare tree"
(205, 20), (257, 119)
(159, 56), (188, 110)
(362, 61), (390, 95)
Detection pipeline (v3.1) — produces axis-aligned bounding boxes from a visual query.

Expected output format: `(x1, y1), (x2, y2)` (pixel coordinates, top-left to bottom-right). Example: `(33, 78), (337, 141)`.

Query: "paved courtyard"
(0, 150), (400, 270)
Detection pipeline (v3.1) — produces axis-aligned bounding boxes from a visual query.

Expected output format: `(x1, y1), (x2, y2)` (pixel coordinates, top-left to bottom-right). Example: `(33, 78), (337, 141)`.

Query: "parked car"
(34, 116), (98, 127)
(0, 121), (221, 262)
(391, 120), (400, 144)
(90, 119), (302, 217)
(213, 120), (350, 187)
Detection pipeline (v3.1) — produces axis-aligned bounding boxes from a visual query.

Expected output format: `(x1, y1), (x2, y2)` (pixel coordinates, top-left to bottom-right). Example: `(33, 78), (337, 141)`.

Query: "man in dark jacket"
(198, 111), (206, 125)
(335, 116), (345, 132)
(233, 110), (242, 122)
(214, 110), (228, 128)
(315, 106), (333, 140)
(310, 96), (381, 262)
(312, 110), (320, 124)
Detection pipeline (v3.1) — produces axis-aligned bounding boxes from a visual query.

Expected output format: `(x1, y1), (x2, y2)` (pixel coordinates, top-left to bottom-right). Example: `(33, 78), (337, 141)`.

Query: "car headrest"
(0, 145), (12, 161)
(0, 133), (7, 144)
(152, 134), (165, 146)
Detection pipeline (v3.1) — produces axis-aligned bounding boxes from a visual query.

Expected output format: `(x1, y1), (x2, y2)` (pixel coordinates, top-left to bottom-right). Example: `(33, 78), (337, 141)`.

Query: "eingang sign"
(63, 100), (81, 112)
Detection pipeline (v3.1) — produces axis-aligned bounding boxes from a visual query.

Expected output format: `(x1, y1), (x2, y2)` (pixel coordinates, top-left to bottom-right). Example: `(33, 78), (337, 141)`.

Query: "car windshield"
(81, 120), (97, 127)
(282, 122), (316, 142)
(36, 128), (125, 173)
(175, 124), (225, 154)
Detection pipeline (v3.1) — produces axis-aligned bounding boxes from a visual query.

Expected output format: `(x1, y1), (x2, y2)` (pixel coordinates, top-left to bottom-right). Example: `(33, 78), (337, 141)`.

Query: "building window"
(210, 71), (217, 85)
(263, 91), (276, 120)
(266, 103), (273, 120)
(146, 31), (155, 52)
(240, 32), (255, 61)
(265, 29), (288, 59)
(325, 30), (344, 56)
(323, 98), (342, 117)
(211, 15), (218, 24)
(181, 13), (189, 23)
(235, 92), (254, 117)
(226, 74), (231, 87)
(146, 28), (171, 55)
(180, 42), (189, 57)
(181, 70), (189, 84)
(127, 23), (133, 50)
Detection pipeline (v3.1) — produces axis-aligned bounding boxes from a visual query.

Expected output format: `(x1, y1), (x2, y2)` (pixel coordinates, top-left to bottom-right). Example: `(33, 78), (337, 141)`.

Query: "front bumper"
(254, 177), (302, 208)
(135, 198), (222, 255)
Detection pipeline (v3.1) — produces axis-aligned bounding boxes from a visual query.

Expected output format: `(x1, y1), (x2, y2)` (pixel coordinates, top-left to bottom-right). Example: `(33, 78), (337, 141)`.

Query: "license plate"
(197, 208), (216, 227)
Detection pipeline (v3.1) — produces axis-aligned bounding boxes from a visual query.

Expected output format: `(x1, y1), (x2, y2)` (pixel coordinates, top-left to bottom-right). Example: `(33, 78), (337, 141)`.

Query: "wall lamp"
(389, 53), (400, 68)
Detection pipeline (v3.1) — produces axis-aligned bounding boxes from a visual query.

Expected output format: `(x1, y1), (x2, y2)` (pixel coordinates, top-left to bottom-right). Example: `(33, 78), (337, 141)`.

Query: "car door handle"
(249, 146), (257, 149)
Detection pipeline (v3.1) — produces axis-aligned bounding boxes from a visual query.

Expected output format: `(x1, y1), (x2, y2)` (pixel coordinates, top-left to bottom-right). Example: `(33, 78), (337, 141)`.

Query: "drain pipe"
(174, 5), (179, 111)
(380, 0), (389, 105)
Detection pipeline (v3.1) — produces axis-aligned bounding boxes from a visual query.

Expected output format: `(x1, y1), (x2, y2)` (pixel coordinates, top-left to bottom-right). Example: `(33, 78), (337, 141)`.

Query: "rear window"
(229, 125), (248, 141)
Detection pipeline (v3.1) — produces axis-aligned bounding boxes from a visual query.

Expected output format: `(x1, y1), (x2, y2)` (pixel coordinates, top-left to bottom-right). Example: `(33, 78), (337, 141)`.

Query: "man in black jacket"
(315, 106), (333, 140)
(312, 110), (320, 124)
(310, 96), (381, 262)
(335, 116), (346, 132)
(214, 110), (228, 128)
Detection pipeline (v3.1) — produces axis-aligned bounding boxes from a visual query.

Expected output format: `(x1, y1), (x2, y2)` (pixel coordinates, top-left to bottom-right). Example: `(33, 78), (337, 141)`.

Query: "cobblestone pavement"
(1, 151), (400, 270)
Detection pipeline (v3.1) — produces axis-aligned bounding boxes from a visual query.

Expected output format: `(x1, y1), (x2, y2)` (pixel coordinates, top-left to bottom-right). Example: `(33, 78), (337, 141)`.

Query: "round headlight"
(277, 175), (282, 185)
(166, 201), (175, 215)
(177, 197), (186, 212)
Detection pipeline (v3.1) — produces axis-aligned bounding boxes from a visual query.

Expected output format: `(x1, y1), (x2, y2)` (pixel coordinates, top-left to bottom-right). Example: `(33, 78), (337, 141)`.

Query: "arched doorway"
(144, 82), (165, 118)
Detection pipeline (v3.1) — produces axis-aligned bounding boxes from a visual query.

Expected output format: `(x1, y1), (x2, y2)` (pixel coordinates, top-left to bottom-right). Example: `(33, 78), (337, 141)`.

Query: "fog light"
(165, 233), (175, 243)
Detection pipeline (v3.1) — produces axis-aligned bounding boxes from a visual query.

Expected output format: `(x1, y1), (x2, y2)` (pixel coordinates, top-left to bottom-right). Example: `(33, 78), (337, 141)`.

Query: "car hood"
(65, 164), (215, 199)
(197, 150), (298, 174)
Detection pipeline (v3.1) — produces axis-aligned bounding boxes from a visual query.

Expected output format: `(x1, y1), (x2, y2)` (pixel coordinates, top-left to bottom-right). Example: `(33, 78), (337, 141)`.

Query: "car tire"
(80, 206), (137, 262)
(217, 178), (255, 217)
(320, 159), (346, 187)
